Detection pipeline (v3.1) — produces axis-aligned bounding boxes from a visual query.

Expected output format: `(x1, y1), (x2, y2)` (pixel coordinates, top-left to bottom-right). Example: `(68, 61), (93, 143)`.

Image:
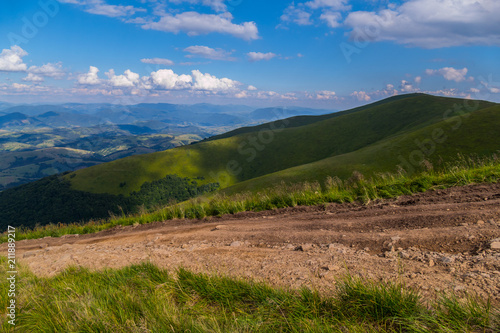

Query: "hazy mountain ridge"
(0, 102), (334, 191)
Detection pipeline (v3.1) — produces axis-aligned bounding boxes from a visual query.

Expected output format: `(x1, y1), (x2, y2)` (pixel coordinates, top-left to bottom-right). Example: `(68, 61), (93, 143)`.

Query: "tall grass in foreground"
(0, 258), (498, 332)
(2, 154), (500, 243)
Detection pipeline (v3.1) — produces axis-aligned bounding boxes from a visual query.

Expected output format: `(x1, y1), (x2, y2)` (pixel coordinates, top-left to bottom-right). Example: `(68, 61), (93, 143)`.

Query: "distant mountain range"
(0, 103), (334, 129)
(0, 102), (335, 191)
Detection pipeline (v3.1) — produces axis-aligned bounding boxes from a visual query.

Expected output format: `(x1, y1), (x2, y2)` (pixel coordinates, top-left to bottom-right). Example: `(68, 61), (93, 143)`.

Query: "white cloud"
(141, 58), (175, 66)
(85, 3), (144, 17)
(315, 90), (336, 100)
(399, 80), (418, 92)
(22, 73), (44, 83)
(281, 92), (298, 100)
(415, 76), (422, 84)
(106, 69), (140, 87)
(78, 66), (101, 85)
(150, 69), (193, 90)
(247, 52), (277, 62)
(11, 83), (31, 91)
(28, 62), (65, 79)
(280, 4), (312, 25)
(191, 70), (239, 91)
(0, 46), (28, 72)
(320, 11), (342, 28)
(59, 1), (257, 40)
(184, 45), (234, 60)
(247, 85), (257, 91)
(305, 0), (350, 10)
(235, 90), (248, 98)
(426, 67), (469, 82)
(257, 91), (279, 99)
(344, 0), (500, 48)
(141, 11), (259, 40)
(169, 0), (227, 12)
(351, 90), (371, 101)
(479, 76), (500, 94)
(58, 0), (145, 17)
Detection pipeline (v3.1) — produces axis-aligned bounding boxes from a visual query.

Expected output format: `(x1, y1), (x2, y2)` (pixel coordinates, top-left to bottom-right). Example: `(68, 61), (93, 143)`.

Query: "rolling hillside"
(225, 103), (500, 193)
(67, 94), (496, 196)
(1, 93), (499, 227)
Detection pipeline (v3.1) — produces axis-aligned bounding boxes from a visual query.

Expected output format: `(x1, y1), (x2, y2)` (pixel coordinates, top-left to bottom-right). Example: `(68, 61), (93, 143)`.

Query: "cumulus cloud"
(184, 45), (234, 60)
(11, 83), (31, 91)
(247, 85), (257, 91)
(59, 1), (258, 40)
(78, 66), (101, 85)
(0, 46), (28, 72)
(86, 3), (144, 17)
(415, 76), (422, 84)
(425, 67), (470, 82)
(280, 0), (350, 28)
(305, 0), (350, 10)
(28, 62), (65, 79)
(191, 70), (239, 91)
(280, 4), (312, 25)
(106, 69), (140, 87)
(141, 58), (174, 66)
(234, 90), (248, 98)
(247, 52), (277, 62)
(150, 69), (193, 90)
(315, 90), (336, 100)
(141, 11), (259, 40)
(58, 0), (145, 17)
(22, 73), (44, 83)
(399, 80), (418, 92)
(320, 11), (342, 28)
(344, 0), (500, 48)
(351, 90), (371, 101)
(478, 75), (500, 94)
(257, 91), (279, 99)
(169, 0), (227, 12)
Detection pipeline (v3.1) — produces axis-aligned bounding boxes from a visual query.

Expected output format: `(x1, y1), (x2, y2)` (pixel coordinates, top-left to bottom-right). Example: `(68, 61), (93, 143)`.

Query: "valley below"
(9, 182), (500, 303)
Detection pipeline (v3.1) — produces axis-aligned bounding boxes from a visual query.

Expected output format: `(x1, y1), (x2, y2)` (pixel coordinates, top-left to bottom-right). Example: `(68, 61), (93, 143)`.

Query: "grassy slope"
(226, 104), (500, 193)
(1, 259), (498, 332)
(68, 94), (496, 196)
(207, 93), (425, 141)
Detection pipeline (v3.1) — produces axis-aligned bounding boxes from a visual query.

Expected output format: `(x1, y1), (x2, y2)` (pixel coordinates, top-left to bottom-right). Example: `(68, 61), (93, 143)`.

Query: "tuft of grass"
(0, 259), (498, 332)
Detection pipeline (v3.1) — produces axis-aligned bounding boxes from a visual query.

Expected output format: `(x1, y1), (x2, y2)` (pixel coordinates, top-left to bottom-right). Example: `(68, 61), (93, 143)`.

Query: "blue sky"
(0, 0), (499, 108)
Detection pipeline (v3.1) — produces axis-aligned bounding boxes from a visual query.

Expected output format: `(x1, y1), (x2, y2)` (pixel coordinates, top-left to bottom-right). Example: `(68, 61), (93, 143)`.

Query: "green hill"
(67, 94), (496, 195)
(225, 103), (500, 193)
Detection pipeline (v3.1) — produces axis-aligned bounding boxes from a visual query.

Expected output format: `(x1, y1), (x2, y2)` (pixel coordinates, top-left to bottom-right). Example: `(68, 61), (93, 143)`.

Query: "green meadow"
(0, 258), (498, 332)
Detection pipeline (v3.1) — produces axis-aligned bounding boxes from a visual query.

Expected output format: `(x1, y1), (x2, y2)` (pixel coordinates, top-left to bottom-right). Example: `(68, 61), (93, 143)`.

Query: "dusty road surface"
(5, 183), (500, 302)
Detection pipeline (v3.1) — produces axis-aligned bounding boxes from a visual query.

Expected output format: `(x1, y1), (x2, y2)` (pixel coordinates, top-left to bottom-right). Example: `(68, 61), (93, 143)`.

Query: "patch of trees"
(131, 175), (219, 209)
(0, 174), (219, 230)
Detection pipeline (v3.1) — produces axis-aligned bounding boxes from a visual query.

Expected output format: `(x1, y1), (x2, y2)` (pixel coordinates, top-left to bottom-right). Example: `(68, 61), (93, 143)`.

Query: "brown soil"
(5, 183), (500, 302)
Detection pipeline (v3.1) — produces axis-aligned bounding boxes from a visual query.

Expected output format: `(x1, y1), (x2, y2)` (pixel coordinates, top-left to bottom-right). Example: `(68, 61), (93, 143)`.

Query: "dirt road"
(6, 183), (500, 301)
